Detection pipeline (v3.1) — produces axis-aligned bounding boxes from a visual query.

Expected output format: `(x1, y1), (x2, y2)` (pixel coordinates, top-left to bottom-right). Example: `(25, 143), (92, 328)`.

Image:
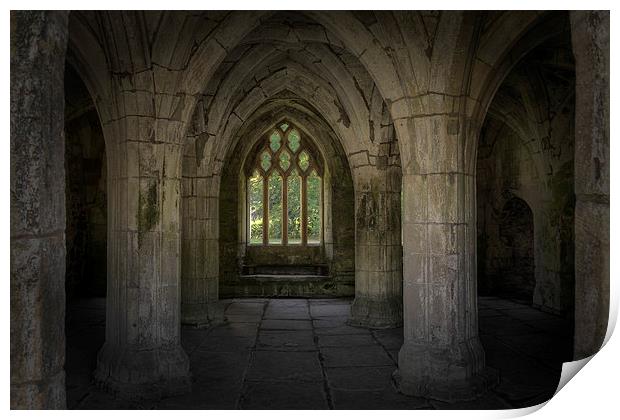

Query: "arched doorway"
(63, 62), (108, 408)
(497, 197), (536, 302)
(475, 16), (576, 407)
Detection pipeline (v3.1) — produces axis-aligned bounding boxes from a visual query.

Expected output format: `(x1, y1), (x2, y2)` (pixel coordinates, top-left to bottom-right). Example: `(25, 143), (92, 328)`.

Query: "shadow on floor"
(65, 296), (572, 409)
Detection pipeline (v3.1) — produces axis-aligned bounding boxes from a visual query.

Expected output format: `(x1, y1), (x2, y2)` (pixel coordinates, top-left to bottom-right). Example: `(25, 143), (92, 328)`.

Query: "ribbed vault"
(47, 10), (592, 404)
(185, 11), (400, 176)
(476, 28), (575, 316)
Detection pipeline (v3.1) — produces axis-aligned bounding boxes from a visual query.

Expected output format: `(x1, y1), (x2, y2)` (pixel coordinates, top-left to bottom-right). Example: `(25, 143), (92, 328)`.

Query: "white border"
(3, 2), (616, 419)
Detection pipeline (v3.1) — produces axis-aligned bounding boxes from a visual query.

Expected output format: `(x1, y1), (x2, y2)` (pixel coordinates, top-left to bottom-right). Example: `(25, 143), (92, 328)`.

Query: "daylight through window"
(247, 122), (323, 245)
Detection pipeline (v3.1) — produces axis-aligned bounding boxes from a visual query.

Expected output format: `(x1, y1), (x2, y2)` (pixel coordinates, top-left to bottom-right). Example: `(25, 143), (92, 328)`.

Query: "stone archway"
(9, 10), (609, 409)
(178, 11), (406, 330)
(497, 197), (536, 302)
(218, 111), (355, 299)
(63, 61), (109, 407)
(475, 21), (576, 315)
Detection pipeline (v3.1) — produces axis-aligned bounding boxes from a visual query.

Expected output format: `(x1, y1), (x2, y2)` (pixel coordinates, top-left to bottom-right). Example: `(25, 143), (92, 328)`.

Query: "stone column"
(570, 11), (609, 359)
(10, 11), (69, 409)
(181, 163), (225, 326)
(349, 166), (403, 328)
(93, 94), (192, 398)
(395, 115), (496, 402)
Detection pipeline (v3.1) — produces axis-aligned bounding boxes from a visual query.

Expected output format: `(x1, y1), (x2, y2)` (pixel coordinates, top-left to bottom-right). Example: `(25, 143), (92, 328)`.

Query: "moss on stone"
(137, 181), (159, 248)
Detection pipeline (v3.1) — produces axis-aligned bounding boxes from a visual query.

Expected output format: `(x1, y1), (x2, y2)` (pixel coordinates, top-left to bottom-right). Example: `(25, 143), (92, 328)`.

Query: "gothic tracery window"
(247, 121), (323, 246)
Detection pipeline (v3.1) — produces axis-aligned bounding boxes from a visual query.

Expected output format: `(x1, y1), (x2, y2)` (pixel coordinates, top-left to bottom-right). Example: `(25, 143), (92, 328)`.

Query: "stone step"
(242, 264), (329, 276)
(240, 274), (330, 282)
(230, 275), (345, 298)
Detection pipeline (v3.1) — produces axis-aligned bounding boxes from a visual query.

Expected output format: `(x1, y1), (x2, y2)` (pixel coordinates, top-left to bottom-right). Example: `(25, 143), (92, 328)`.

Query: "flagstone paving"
(66, 296), (571, 409)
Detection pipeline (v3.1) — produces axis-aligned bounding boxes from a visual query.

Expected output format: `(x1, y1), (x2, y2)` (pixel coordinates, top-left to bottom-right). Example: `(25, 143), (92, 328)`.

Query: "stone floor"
(65, 296), (573, 409)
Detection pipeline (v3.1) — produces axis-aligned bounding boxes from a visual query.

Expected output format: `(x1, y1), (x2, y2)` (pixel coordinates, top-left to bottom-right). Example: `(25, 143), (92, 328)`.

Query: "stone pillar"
(395, 116), (496, 402)
(349, 167), (403, 328)
(93, 100), (192, 398)
(570, 11), (609, 359)
(181, 166), (224, 327)
(10, 11), (69, 409)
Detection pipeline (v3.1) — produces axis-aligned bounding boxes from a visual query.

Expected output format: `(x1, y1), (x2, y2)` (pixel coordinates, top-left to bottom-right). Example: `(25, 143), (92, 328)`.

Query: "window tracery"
(247, 121), (323, 246)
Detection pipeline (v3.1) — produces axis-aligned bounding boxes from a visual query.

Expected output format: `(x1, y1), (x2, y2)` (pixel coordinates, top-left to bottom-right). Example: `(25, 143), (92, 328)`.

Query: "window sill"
(246, 243), (322, 247)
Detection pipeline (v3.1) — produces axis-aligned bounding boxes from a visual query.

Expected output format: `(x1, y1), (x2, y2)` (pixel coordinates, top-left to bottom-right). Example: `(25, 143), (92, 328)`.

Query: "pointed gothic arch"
(244, 120), (324, 246)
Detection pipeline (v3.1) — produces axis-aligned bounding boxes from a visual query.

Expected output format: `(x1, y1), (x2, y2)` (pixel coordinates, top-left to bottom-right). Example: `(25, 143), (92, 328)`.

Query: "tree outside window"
(247, 121), (323, 246)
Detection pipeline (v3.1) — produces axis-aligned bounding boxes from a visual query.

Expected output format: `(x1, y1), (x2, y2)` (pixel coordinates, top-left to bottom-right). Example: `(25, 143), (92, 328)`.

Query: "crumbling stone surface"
(178, 16), (404, 327)
(213, 104), (358, 303)
(10, 10), (609, 408)
(477, 30), (576, 315)
(65, 11), (198, 399)
(570, 10), (609, 359)
(10, 10), (69, 409)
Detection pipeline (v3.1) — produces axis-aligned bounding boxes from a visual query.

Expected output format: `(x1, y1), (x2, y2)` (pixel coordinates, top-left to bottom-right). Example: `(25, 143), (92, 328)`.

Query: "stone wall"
(478, 195), (536, 301)
(216, 108), (356, 298)
(10, 11), (610, 407)
(175, 11), (404, 327)
(477, 30), (575, 315)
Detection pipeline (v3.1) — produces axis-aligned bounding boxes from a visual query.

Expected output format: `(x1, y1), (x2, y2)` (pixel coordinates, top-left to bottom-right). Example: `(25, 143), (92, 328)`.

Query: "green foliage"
(307, 173), (321, 241)
(249, 121), (323, 245)
(249, 173), (263, 243)
(250, 171), (321, 244)
(287, 174), (301, 243)
(268, 174), (282, 242)
(299, 151), (310, 171)
(288, 129), (300, 152)
(269, 131), (281, 152)
(280, 151), (291, 171)
(261, 151), (271, 171)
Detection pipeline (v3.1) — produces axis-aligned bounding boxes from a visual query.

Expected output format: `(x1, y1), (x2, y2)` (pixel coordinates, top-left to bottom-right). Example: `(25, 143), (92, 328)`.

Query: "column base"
(394, 339), (498, 402)
(348, 296), (402, 329)
(11, 369), (66, 409)
(181, 301), (226, 328)
(94, 343), (191, 400)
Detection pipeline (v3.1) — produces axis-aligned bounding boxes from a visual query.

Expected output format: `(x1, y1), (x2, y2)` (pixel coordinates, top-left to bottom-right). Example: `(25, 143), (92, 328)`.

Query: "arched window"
(246, 121), (323, 246)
